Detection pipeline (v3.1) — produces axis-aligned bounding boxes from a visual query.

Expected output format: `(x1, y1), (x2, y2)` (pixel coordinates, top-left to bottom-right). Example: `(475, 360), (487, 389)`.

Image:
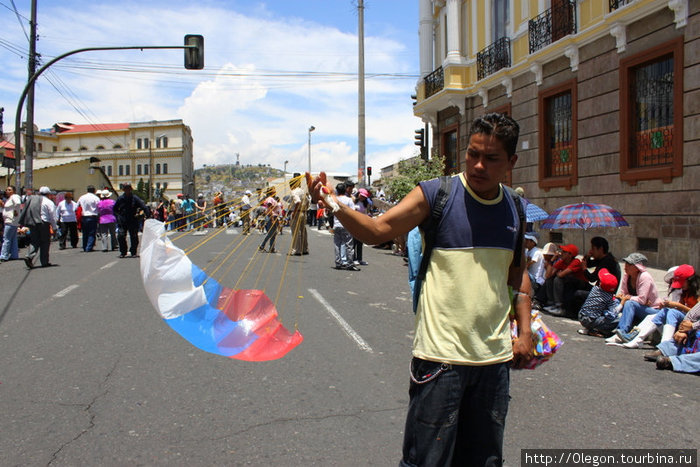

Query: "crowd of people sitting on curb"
(524, 232), (698, 374)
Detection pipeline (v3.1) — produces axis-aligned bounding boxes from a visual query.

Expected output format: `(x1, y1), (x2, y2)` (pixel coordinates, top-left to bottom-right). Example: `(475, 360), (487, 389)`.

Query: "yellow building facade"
(27, 119), (195, 200)
(414, 0), (697, 267)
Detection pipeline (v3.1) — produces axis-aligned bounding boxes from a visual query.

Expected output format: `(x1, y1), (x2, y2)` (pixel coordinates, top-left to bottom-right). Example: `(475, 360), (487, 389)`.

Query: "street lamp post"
(307, 126), (315, 174)
(284, 160), (288, 181)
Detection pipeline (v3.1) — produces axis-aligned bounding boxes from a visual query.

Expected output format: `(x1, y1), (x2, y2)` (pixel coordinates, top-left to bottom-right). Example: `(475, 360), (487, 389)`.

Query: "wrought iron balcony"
(424, 66), (444, 99)
(528, 0), (577, 54)
(477, 37), (511, 80)
(609, 0), (635, 11)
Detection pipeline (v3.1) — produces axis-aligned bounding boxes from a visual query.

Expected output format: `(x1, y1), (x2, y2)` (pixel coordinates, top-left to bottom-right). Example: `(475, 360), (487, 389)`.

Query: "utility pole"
(357, 0), (366, 185)
(25, 0), (38, 191)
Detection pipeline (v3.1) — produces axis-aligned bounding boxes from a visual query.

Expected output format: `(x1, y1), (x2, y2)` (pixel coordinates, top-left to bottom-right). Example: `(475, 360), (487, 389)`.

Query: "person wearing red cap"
(619, 265), (699, 349)
(543, 244), (588, 316)
(577, 268), (621, 337)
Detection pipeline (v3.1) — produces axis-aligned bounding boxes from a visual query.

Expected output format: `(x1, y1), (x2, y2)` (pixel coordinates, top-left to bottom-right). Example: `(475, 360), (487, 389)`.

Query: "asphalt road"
(0, 225), (697, 466)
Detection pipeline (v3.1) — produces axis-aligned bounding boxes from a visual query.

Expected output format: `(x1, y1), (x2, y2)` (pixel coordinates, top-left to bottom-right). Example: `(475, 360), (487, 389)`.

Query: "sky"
(0, 0), (423, 178)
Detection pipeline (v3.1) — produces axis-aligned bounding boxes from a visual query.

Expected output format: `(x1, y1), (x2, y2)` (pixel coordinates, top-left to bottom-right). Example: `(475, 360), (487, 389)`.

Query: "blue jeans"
(333, 226), (354, 267)
(652, 307), (686, 329)
(658, 340), (700, 373)
(617, 301), (658, 332)
(0, 224), (19, 260)
(81, 216), (98, 251)
(259, 217), (278, 251)
(401, 358), (510, 467)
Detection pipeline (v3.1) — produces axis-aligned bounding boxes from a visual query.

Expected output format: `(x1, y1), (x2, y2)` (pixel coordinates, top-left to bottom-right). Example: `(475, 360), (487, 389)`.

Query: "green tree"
(135, 178), (149, 201)
(386, 155), (445, 202)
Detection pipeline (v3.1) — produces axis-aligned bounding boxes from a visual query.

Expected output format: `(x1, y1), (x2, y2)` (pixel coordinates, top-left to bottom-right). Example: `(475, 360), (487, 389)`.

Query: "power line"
(9, 0), (30, 42)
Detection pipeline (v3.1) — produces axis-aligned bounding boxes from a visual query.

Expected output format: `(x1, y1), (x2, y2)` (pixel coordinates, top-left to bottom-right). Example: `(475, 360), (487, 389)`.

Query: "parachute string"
(160, 174), (309, 328)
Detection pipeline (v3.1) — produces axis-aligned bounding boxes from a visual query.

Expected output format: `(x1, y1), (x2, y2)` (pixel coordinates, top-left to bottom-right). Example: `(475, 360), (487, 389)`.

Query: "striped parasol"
(522, 199), (549, 222)
(541, 203), (629, 230)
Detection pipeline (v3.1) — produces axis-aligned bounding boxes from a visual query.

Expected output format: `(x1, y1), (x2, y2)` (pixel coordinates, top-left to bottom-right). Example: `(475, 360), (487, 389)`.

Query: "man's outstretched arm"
(307, 172), (430, 245)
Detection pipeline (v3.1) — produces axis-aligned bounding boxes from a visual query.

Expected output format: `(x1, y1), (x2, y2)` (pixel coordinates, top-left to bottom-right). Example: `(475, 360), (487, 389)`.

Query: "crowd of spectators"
(526, 233), (698, 374)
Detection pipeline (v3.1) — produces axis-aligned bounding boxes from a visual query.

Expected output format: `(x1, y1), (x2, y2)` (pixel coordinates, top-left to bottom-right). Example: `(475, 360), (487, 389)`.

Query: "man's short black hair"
(590, 236), (609, 254)
(336, 183), (346, 195)
(87, 185), (96, 193)
(345, 180), (355, 187)
(469, 113), (520, 157)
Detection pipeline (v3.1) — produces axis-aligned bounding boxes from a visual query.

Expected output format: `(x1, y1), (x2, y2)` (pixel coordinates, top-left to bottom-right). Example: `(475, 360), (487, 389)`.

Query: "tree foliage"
(386, 155), (445, 202)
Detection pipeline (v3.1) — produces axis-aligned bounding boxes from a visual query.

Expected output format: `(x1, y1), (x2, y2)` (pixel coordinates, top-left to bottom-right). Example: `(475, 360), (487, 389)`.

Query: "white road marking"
(100, 261), (118, 270)
(54, 284), (79, 298)
(308, 288), (373, 354)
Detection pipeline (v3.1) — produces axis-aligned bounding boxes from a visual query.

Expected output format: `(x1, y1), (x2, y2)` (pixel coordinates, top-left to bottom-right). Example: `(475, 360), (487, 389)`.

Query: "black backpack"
(410, 176), (526, 313)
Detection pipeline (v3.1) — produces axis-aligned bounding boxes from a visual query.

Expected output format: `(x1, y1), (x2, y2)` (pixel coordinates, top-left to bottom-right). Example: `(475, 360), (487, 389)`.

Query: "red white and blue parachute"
(139, 219), (303, 361)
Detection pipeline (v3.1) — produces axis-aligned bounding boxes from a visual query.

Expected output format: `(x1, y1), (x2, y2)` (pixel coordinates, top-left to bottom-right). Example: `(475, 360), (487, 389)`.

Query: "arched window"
(113, 144), (123, 149)
(63, 147), (72, 151)
(137, 139), (142, 149)
(163, 163), (168, 174)
(96, 145), (105, 150)
(80, 146), (87, 151)
(137, 164), (142, 175)
(156, 163), (161, 174)
(144, 164), (149, 175)
(125, 165), (130, 175)
(107, 166), (112, 176)
(119, 165), (124, 176)
(161, 136), (168, 148)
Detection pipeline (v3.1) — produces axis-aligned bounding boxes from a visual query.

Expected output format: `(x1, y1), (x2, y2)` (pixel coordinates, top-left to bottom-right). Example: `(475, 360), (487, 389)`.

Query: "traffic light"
(184, 34), (204, 70)
(414, 128), (424, 148)
(367, 166), (372, 176)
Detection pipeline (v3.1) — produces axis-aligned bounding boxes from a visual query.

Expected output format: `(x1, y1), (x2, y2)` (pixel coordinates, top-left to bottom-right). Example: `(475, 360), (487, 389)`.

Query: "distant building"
(413, 0), (697, 267)
(14, 119), (195, 199)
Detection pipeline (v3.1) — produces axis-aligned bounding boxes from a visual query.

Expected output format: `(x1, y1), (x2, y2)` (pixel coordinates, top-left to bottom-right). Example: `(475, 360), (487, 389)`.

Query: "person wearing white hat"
(18, 186), (58, 268)
(524, 232), (545, 293)
(240, 190), (252, 234)
(97, 189), (117, 252)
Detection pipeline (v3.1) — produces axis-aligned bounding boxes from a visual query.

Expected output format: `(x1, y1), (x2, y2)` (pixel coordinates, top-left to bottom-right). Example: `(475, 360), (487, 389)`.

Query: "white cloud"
(2, 1), (422, 177)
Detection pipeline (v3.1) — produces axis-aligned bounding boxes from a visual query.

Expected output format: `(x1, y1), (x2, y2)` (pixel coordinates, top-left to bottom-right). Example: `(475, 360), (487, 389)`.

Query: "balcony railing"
(529, 1), (577, 54)
(424, 66), (444, 99)
(609, 0), (635, 11)
(477, 37), (511, 80)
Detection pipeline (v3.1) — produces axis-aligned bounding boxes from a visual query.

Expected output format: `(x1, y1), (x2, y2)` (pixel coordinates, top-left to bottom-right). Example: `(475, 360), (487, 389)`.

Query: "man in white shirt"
(1, 185), (22, 261)
(240, 190), (252, 234)
(525, 233), (546, 294)
(55, 192), (79, 249)
(333, 182), (358, 270)
(19, 186), (58, 268)
(77, 185), (100, 252)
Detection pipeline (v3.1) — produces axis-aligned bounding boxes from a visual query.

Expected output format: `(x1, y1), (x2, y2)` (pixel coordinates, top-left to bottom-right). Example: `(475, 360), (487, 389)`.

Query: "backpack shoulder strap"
(417, 175), (452, 281)
(503, 185), (526, 268)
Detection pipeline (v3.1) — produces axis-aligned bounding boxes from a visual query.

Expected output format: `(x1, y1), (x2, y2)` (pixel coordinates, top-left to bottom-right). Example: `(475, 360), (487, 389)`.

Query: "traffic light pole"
(14, 42), (201, 190)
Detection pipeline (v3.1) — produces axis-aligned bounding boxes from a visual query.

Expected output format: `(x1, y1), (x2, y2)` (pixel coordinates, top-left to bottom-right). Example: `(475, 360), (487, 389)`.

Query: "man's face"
(465, 132), (517, 199)
(124, 186), (133, 196)
(589, 244), (604, 259)
(560, 250), (573, 264)
(65, 193), (73, 201)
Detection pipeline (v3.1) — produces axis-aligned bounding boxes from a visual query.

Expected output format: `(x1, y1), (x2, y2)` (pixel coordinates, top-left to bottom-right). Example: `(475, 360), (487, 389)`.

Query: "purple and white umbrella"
(541, 203), (629, 230)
